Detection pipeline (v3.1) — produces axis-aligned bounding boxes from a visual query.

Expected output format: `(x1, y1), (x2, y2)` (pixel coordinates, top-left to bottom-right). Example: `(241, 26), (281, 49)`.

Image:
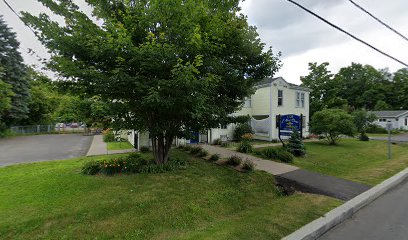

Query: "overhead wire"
(347, 0), (408, 42)
(285, 0), (408, 68)
(2, 0), (48, 65)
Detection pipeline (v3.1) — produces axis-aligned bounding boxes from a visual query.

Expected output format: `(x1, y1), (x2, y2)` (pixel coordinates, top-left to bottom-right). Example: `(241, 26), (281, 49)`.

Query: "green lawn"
(0, 150), (340, 239)
(256, 139), (408, 186)
(107, 141), (134, 150)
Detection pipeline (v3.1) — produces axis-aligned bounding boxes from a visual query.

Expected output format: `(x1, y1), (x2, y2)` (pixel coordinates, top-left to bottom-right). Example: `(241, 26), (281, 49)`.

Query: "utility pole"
(386, 121), (392, 160)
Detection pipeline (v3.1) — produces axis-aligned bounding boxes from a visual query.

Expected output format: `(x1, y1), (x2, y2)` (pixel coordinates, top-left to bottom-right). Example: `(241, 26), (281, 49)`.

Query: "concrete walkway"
(86, 135), (136, 156)
(202, 144), (298, 175)
(201, 144), (371, 200)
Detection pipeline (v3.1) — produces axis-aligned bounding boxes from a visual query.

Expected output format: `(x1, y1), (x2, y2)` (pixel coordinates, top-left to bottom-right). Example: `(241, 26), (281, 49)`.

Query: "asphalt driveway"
(0, 134), (93, 166)
(370, 132), (408, 142)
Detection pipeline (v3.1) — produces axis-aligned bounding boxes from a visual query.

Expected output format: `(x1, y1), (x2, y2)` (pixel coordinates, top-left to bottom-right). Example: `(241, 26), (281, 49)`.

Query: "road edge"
(282, 167), (408, 240)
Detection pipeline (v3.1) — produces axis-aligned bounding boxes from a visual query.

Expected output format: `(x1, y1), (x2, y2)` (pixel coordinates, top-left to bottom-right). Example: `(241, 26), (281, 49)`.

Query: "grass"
(107, 141), (134, 150)
(256, 139), (408, 186)
(0, 150), (341, 239)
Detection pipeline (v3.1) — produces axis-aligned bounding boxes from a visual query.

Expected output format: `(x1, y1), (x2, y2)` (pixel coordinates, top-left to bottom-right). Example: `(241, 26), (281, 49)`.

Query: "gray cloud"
(242, 0), (408, 57)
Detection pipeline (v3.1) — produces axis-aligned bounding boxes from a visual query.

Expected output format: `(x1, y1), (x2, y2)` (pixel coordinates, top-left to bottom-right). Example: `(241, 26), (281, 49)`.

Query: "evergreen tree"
(286, 130), (306, 157)
(0, 15), (30, 126)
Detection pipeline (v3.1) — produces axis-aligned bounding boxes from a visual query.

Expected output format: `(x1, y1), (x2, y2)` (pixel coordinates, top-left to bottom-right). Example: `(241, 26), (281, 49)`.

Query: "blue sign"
(280, 114), (301, 131)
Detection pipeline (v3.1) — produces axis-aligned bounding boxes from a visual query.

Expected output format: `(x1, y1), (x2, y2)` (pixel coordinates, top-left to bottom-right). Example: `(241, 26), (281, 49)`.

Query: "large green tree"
(300, 62), (345, 116)
(309, 109), (355, 145)
(23, 0), (280, 164)
(23, 69), (60, 125)
(0, 16), (31, 126)
(391, 68), (408, 109)
(0, 66), (15, 133)
(333, 63), (387, 110)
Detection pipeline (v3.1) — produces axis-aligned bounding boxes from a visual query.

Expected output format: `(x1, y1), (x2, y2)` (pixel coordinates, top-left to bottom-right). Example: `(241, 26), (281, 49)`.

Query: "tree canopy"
(23, 0), (281, 163)
(301, 62), (408, 116)
(309, 109), (355, 145)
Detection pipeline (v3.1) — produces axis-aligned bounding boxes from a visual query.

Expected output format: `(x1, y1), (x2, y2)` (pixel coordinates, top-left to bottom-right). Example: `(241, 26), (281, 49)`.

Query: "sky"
(1, 0), (407, 84)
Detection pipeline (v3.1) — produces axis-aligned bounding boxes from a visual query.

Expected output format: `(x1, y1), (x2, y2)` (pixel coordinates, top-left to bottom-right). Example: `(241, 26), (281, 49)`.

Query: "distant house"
(128, 77), (310, 149)
(371, 110), (408, 130)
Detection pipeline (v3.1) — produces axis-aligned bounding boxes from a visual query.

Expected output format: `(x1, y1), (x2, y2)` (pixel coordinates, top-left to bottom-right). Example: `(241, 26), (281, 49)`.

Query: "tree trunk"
(151, 134), (174, 165)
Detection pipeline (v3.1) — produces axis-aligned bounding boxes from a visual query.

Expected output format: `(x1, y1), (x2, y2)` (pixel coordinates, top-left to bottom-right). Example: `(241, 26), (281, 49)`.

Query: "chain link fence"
(10, 125), (86, 135)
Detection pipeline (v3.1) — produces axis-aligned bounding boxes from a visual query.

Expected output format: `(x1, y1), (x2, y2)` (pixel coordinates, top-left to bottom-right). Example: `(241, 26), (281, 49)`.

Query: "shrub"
(275, 149), (294, 163)
(177, 145), (185, 150)
(81, 160), (101, 175)
(242, 160), (255, 171)
(197, 149), (209, 157)
(209, 154), (220, 162)
(261, 147), (294, 163)
(220, 142), (230, 147)
(310, 109), (356, 145)
(183, 145), (193, 152)
(237, 141), (253, 153)
(212, 138), (222, 145)
(81, 153), (186, 175)
(140, 146), (150, 153)
(253, 150), (263, 156)
(234, 123), (254, 141)
(227, 155), (242, 166)
(366, 124), (387, 134)
(262, 147), (278, 159)
(271, 139), (279, 143)
(286, 131), (306, 157)
(190, 146), (203, 155)
(359, 133), (370, 141)
(139, 157), (187, 173)
(102, 129), (115, 142)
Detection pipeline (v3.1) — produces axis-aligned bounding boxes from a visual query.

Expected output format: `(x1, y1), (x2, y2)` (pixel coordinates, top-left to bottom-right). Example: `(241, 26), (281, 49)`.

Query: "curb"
(282, 167), (408, 240)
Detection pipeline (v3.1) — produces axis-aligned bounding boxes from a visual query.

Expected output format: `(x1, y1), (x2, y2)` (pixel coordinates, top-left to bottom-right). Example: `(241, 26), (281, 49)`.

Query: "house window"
(278, 90), (283, 106)
(405, 118), (407, 126)
(220, 124), (228, 129)
(244, 97), (251, 108)
(296, 92), (305, 108)
(379, 119), (387, 122)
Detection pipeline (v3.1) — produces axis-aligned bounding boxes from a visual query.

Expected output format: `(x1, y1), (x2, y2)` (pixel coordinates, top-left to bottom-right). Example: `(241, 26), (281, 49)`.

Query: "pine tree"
(286, 130), (306, 157)
(0, 15), (30, 126)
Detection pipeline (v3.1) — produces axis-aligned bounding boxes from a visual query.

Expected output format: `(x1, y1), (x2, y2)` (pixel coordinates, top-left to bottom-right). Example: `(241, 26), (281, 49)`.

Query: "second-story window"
(278, 90), (283, 106)
(296, 92), (305, 108)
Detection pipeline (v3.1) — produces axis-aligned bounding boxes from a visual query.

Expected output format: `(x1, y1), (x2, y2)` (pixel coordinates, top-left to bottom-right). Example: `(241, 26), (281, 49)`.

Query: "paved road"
(320, 179), (408, 240)
(0, 134), (92, 166)
(370, 132), (408, 142)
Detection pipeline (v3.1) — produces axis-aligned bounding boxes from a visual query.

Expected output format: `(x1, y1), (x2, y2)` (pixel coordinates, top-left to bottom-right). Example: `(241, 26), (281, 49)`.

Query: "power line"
(2, 0), (37, 36)
(348, 0), (408, 42)
(285, 0), (408, 68)
(2, 0), (48, 64)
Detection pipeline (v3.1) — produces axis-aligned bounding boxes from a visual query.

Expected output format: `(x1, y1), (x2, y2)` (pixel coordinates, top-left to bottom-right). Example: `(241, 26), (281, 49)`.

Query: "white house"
(203, 77), (310, 143)
(371, 110), (408, 130)
(128, 77), (310, 149)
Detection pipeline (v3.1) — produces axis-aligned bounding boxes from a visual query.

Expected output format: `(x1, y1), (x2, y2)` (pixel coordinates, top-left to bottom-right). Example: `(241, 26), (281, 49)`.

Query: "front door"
(190, 132), (199, 144)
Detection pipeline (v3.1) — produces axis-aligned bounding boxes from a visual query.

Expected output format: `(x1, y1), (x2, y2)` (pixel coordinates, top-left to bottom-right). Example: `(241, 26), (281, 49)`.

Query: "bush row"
(254, 147), (294, 163)
(177, 145), (209, 157)
(177, 145), (255, 172)
(81, 153), (186, 175)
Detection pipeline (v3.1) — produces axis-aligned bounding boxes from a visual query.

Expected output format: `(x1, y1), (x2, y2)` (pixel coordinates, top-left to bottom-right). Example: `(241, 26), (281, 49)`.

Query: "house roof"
(370, 110), (408, 118)
(255, 77), (311, 92)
